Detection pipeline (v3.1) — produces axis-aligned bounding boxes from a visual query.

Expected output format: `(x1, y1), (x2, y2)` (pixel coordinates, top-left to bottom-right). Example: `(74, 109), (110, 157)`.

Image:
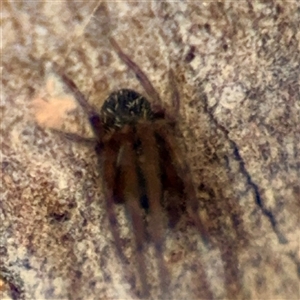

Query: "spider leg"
(168, 69), (180, 120)
(101, 138), (128, 263)
(52, 64), (95, 117)
(53, 65), (105, 139)
(110, 37), (183, 122)
(165, 77), (209, 244)
(51, 129), (97, 145)
(157, 132), (186, 228)
(109, 37), (165, 113)
(136, 123), (169, 295)
(155, 123), (209, 246)
(118, 126), (149, 297)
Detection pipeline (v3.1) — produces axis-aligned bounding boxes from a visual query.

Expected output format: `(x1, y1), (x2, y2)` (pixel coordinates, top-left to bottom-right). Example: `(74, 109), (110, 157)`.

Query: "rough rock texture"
(1, 1), (299, 299)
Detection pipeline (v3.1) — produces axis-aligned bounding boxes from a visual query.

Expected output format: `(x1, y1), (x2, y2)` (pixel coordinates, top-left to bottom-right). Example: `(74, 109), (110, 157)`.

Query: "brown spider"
(53, 37), (208, 297)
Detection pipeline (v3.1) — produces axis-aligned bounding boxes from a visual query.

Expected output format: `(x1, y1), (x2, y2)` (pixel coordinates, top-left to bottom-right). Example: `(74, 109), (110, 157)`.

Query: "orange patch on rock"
(30, 75), (77, 130)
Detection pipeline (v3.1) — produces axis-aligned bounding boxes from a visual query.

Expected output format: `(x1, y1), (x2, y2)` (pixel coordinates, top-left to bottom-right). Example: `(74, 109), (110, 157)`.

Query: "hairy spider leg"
(53, 64), (95, 116)
(167, 75), (209, 245)
(54, 70), (105, 142)
(117, 126), (149, 297)
(56, 70), (131, 265)
(168, 69), (180, 120)
(155, 123), (209, 246)
(109, 37), (167, 116)
(156, 130), (186, 228)
(136, 123), (169, 295)
(51, 130), (97, 145)
(100, 136), (129, 263)
(109, 37), (182, 124)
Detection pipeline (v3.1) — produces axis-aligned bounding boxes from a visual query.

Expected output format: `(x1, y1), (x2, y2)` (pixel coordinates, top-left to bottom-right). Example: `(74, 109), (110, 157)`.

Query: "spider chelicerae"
(53, 37), (208, 297)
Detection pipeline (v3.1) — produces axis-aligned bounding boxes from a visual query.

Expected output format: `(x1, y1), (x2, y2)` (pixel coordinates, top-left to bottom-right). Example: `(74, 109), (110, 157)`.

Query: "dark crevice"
(232, 145), (287, 244)
(201, 92), (288, 244)
(287, 252), (300, 279)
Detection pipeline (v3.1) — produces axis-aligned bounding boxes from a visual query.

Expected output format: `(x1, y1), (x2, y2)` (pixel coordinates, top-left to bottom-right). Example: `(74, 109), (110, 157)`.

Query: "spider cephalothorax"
(54, 37), (208, 298)
(100, 89), (155, 131)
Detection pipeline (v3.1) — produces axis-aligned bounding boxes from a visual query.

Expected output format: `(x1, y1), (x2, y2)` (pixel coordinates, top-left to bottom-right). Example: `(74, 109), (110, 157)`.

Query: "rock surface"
(1, 1), (299, 299)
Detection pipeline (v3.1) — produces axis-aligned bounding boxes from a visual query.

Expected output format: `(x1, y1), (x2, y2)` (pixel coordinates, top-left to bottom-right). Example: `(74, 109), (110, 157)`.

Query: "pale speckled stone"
(1, 1), (299, 300)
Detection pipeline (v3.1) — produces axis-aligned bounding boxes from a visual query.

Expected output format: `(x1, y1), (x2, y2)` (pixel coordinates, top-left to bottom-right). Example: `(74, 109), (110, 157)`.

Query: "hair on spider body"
(100, 89), (155, 130)
(53, 37), (209, 298)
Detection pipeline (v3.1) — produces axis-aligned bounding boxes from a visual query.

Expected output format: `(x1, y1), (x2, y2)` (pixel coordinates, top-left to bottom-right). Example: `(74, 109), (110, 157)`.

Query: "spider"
(52, 37), (208, 297)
